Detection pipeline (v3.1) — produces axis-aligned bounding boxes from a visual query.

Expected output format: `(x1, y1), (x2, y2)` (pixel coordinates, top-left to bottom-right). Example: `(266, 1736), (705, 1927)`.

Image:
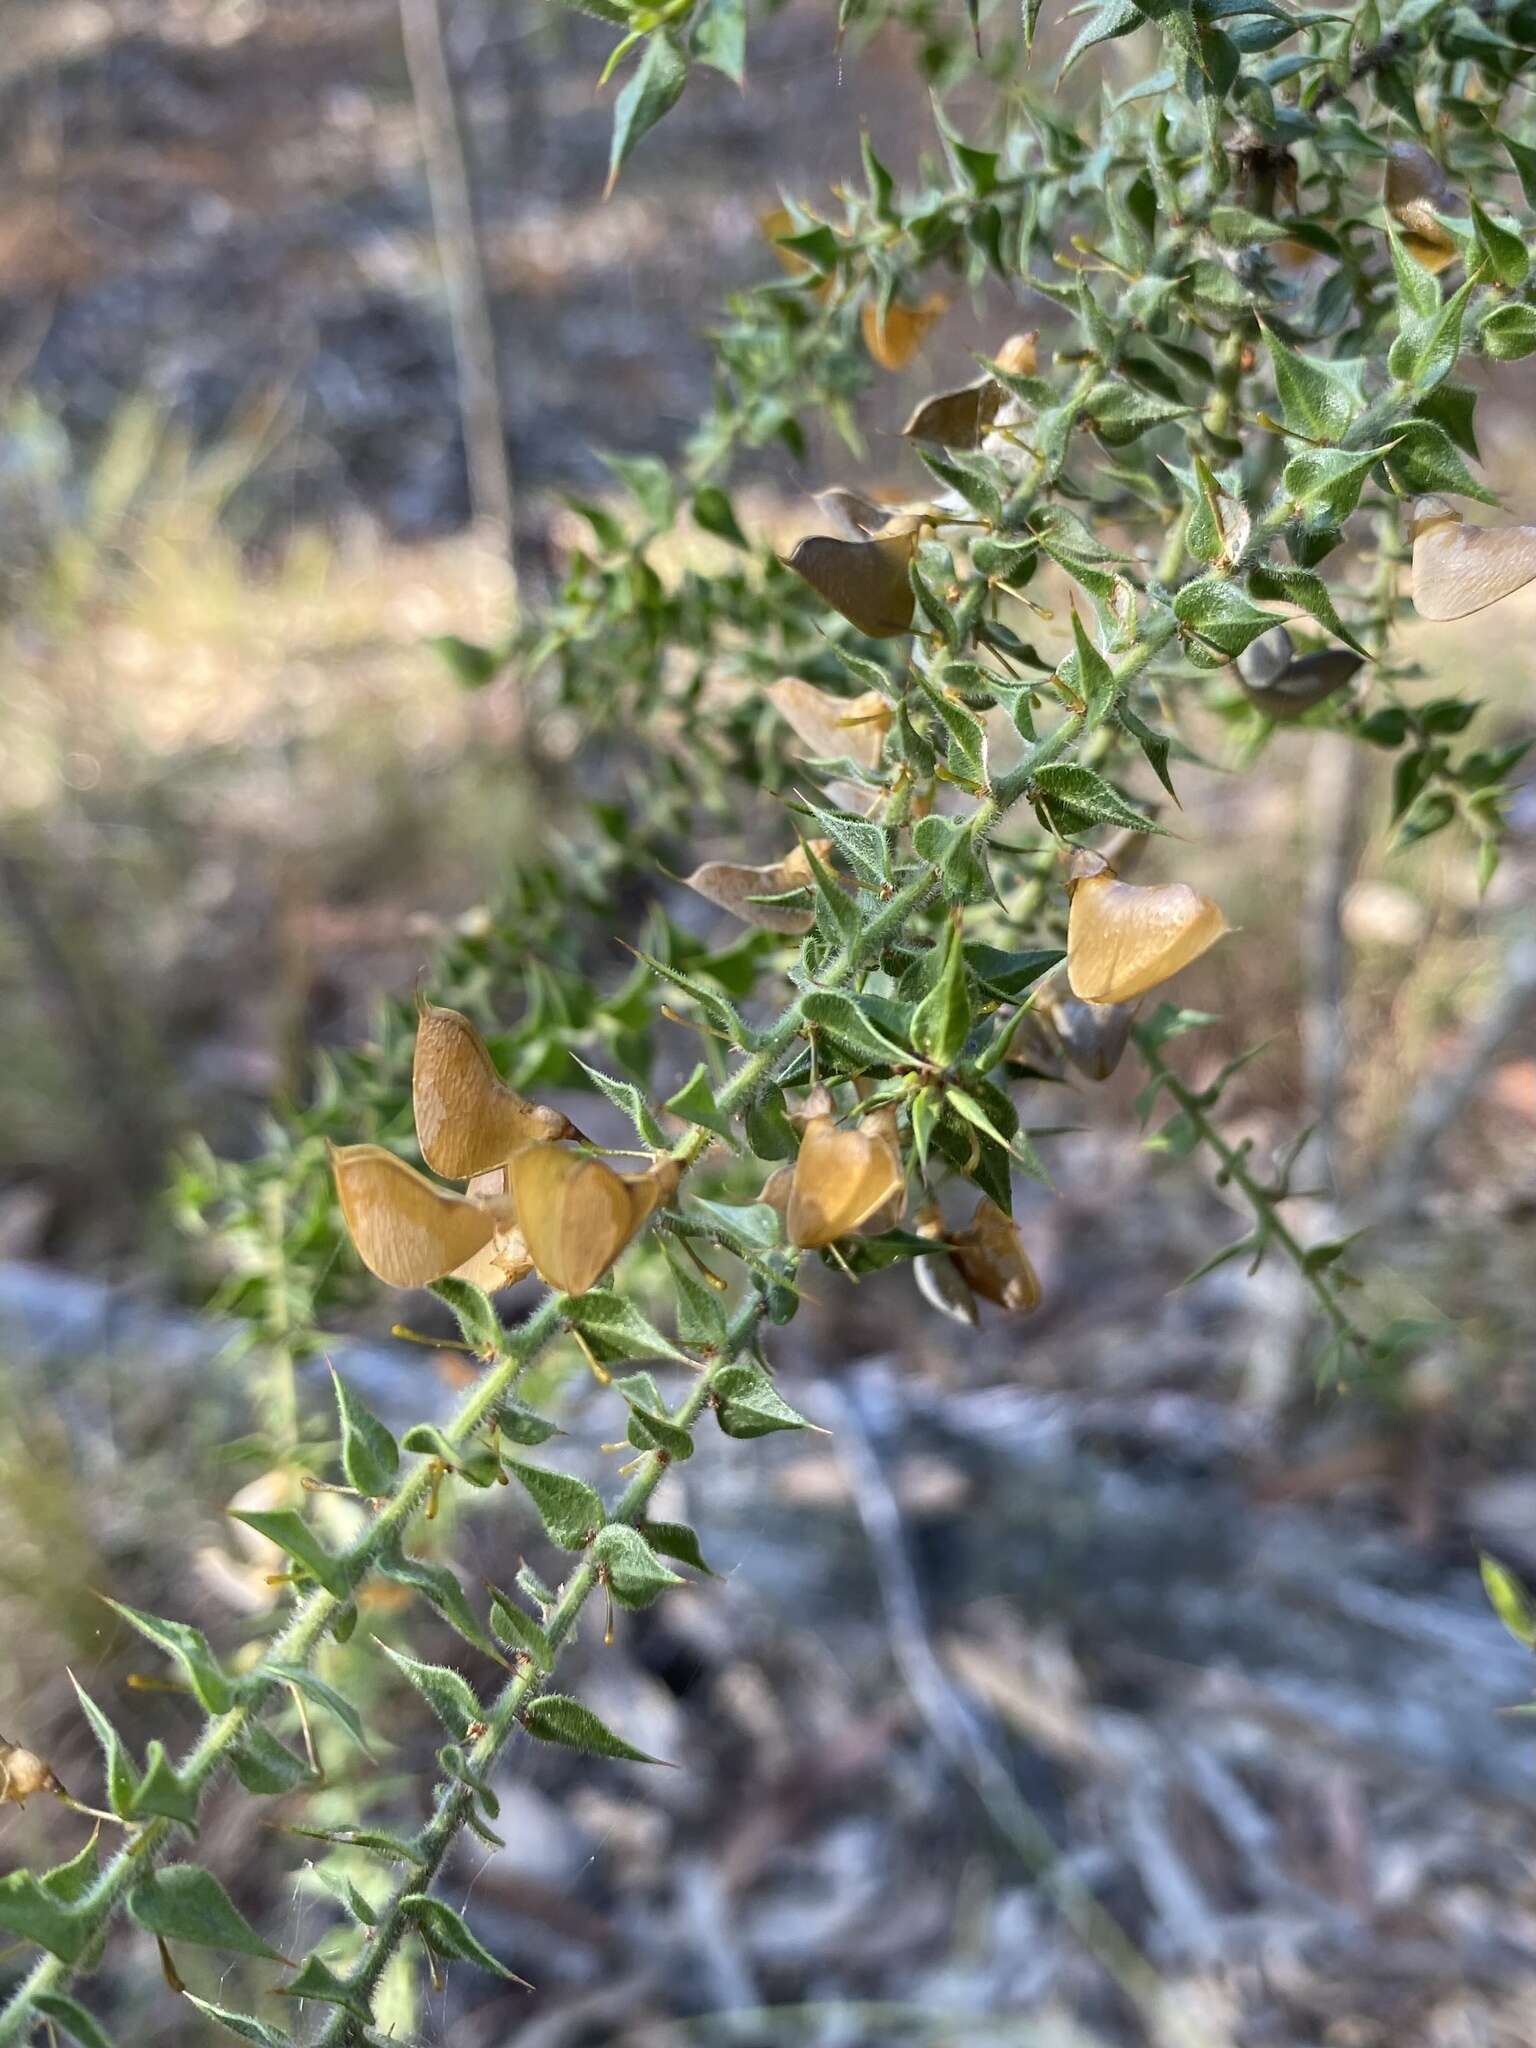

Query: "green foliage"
(13, 5), (1536, 2043)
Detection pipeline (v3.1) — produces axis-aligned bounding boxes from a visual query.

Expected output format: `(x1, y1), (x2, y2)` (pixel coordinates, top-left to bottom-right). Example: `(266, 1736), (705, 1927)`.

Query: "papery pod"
(413, 995), (578, 1179)
(331, 1143), (511, 1288)
(783, 531), (917, 638)
(1410, 495), (1536, 621)
(0, 1738), (61, 1805)
(1039, 985), (1137, 1081)
(507, 1146), (682, 1296)
(758, 1163), (794, 1221)
(785, 1090), (905, 1250)
(197, 1467), (305, 1614)
(682, 839), (831, 934)
(952, 1196), (1041, 1314)
(814, 487), (921, 541)
(1384, 141), (1465, 273)
(854, 1104), (908, 1237)
(913, 1200), (978, 1325)
(1236, 625), (1363, 719)
(1065, 852), (1227, 1006)
(902, 379), (1002, 449)
(768, 678), (893, 769)
(861, 291), (947, 371)
(993, 330), (1039, 377)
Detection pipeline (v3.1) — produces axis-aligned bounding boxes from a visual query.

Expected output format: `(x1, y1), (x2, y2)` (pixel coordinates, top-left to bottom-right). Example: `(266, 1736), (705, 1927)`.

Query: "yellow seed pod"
(1409, 496), (1536, 621)
(682, 839), (832, 935)
(952, 1196), (1041, 1314)
(768, 679), (893, 768)
(786, 1109), (905, 1250)
(412, 995), (577, 1179)
(854, 1104), (907, 1237)
(861, 291), (948, 371)
(993, 330), (1039, 377)
(507, 1146), (681, 1297)
(1065, 852), (1227, 1006)
(330, 1142), (503, 1289)
(0, 1739), (61, 1806)
(913, 1199), (979, 1326)
(758, 1163), (795, 1221)
(1384, 141), (1465, 273)
(782, 532), (917, 639)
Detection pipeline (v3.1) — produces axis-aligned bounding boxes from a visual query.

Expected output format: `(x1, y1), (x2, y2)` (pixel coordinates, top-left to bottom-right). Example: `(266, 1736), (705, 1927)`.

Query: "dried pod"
(1410, 495), (1536, 621)
(813, 487), (916, 542)
(783, 531), (917, 639)
(1039, 987), (1137, 1081)
(682, 839), (832, 935)
(507, 1146), (681, 1297)
(331, 1143), (510, 1289)
(1384, 141), (1465, 272)
(901, 379), (1002, 449)
(861, 292), (948, 371)
(1243, 649), (1363, 720)
(913, 1200), (979, 1326)
(993, 330), (1039, 377)
(759, 1163), (795, 1220)
(786, 1109), (905, 1250)
(449, 1222), (536, 1294)
(0, 1739), (61, 1806)
(1235, 623), (1294, 689)
(767, 678), (893, 769)
(413, 996), (578, 1179)
(854, 1104), (908, 1237)
(952, 1196), (1041, 1314)
(1065, 852), (1228, 1006)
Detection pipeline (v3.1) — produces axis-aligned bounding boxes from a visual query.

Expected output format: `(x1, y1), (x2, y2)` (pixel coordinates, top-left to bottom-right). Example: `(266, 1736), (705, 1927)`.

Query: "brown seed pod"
(912, 1199), (979, 1326)
(413, 996), (578, 1180)
(1384, 141), (1465, 273)
(507, 1146), (681, 1297)
(1065, 852), (1228, 1006)
(786, 1107), (905, 1250)
(861, 292), (948, 371)
(782, 531), (917, 639)
(1039, 986), (1137, 1081)
(767, 679), (893, 769)
(0, 1739), (62, 1806)
(1237, 624), (1363, 719)
(331, 1143), (512, 1289)
(901, 379), (1003, 449)
(1410, 495), (1536, 621)
(952, 1196), (1041, 1314)
(813, 487), (919, 542)
(682, 840), (832, 935)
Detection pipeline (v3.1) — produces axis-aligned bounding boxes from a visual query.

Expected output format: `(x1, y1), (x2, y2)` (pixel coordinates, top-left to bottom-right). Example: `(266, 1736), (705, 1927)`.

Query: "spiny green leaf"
(377, 1641), (482, 1741)
(664, 1062), (739, 1146)
(565, 1290), (691, 1366)
(594, 1523), (687, 1607)
(614, 1369), (695, 1459)
(228, 1508), (350, 1601)
(33, 1996), (116, 2048)
(229, 1723), (311, 1797)
(506, 1459), (606, 1549)
(802, 989), (912, 1070)
(68, 1672), (138, 1817)
(606, 32), (689, 197)
(400, 1423), (501, 1488)
(1032, 763), (1166, 836)
(572, 1056), (668, 1147)
(641, 1519), (719, 1577)
(99, 1598), (234, 1714)
(0, 1872), (89, 1963)
(130, 1742), (199, 1827)
(40, 1837), (99, 1908)
(713, 1359), (814, 1438)
(428, 1275), (503, 1357)
(258, 1664), (369, 1753)
(522, 1694), (667, 1765)
(180, 2001), (293, 2048)
(329, 1367), (399, 1499)
(660, 1237), (730, 1349)
(128, 1864), (285, 1962)
(377, 1544), (503, 1659)
(686, 1193), (783, 1255)
(277, 1954), (370, 2018)
(487, 1585), (554, 1671)
(1282, 444), (1394, 524)
(1260, 324), (1362, 443)
(911, 922), (973, 1068)
(401, 1894), (533, 1984)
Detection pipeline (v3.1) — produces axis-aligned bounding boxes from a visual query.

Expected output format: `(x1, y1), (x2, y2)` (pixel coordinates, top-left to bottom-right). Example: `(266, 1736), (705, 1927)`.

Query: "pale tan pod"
(1410, 497), (1536, 621)
(786, 1113), (906, 1250)
(993, 330), (1039, 377)
(331, 1143), (498, 1289)
(767, 678), (893, 769)
(759, 1163), (795, 1221)
(1065, 857), (1228, 1006)
(953, 1197), (1041, 1314)
(913, 1199), (978, 1326)
(861, 292), (948, 371)
(450, 1222), (535, 1293)
(412, 995), (577, 1179)
(782, 532), (917, 639)
(814, 487), (914, 542)
(854, 1105), (908, 1237)
(0, 1740), (61, 1805)
(681, 840), (831, 935)
(507, 1146), (680, 1296)
(1384, 141), (1465, 272)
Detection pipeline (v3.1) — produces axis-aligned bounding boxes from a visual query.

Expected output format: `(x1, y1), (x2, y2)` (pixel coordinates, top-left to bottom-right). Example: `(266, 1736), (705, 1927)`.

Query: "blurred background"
(2, 1), (1536, 2043)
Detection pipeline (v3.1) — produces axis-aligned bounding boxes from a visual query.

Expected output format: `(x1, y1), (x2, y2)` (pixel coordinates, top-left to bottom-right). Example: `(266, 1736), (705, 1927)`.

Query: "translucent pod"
(507, 1146), (682, 1298)
(1409, 496), (1536, 622)
(1065, 851), (1227, 1007)
(767, 679), (894, 768)
(413, 996), (579, 1180)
